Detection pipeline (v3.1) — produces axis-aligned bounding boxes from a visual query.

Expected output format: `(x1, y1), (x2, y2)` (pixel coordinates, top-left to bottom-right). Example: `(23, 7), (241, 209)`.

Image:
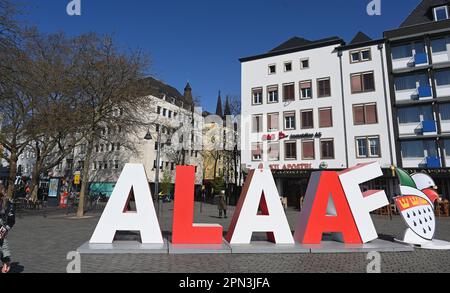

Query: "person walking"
(218, 190), (227, 218)
(0, 182), (15, 273)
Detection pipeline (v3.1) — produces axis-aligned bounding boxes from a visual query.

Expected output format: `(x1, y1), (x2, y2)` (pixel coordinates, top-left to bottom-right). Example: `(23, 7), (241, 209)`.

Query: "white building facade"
(241, 35), (397, 206)
(16, 78), (204, 197)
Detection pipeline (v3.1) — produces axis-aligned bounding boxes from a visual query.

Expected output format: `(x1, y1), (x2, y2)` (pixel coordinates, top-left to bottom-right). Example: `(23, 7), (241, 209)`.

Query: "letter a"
(172, 166), (223, 244)
(67, 0), (81, 16)
(89, 164), (163, 244)
(294, 171), (362, 244)
(226, 169), (294, 244)
(367, 0), (381, 16)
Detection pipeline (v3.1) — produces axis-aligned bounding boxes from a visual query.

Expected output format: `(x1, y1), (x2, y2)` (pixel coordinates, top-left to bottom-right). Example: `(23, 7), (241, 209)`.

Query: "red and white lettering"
(226, 169), (294, 244)
(89, 164), (163, 244)
(172, 166), (223, 244)
(294, 171), (362, 244)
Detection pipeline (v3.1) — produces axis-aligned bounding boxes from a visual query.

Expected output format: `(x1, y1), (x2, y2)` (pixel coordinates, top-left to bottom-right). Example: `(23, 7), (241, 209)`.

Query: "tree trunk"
(6, 151), (17, 201)
(213, 155), (218, 180)
(30, 162), (41, 202)
(77, 136), (94, 218)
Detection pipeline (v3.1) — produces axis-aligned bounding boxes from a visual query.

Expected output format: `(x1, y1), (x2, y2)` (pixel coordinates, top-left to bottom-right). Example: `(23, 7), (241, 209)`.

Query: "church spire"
(215, 91), (223, 117)
(224, 96), (231, 116)
(184, 82), (193, 105)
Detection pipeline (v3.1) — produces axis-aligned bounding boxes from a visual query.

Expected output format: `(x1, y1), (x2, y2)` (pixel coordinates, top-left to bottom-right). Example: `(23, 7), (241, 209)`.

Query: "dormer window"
(434, 6), (449, 21)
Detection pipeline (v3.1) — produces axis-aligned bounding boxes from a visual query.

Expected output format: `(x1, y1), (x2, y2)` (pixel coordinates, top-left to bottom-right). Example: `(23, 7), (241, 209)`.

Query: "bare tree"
(71, 33), (151, 217)
(24, 32), (83, 201)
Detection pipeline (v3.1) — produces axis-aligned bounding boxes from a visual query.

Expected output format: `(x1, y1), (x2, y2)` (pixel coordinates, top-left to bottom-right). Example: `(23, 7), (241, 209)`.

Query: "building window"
(285, 141), (297, 160)
(163, 108), (167, 116)
(431, 38), (448, 53)
(435, 69), (450, 87)
(300, 80), (312, 99)
(353, 103), (378, 125)
(350, 48), (372, 63)
(319, 107), (333, 128)
(317, 78), (331, 97)
(434, 6), (449, 21)
(168, 111), (172, 118)
(351, 51), (360, 63)
(268, 64), (276, 75)
(320, 139), (335, 159)
(401, 140), (437, 158)
(93, 162), (97, 170)
(252, 114), (263, 133)
(302, 140), (315, 160)
(300, 58), (309, 69)
(391, 44), (413, 59)
(284, 111), (296, 130)
(267, 85), (279, 103)
(394, 73), (429, 91)
(252, 88), (263, 105)
(267, 113), (279, 132)
(283, 83), (295, 101)
(268, 142), (280, 161)
(252, 143), (263, 161)
(301, 109), (314, 129)
(284, 62), (292, 72)
(356, 136), (381, 158)
(392, 42), (425, 60)
(440, 103), (450, 121)
(351, 72), (375, 93)
(397, 105), (433, 124)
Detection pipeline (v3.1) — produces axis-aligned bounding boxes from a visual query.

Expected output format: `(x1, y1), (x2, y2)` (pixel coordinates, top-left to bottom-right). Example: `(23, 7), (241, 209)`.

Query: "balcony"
(436, 84), (450, 98)
(417, 85), (432, 98)
(395, 85), (432, 103)
(431, 47), (450, 64)
(425, 156), (441, 168)
(400, 120), (437, 136)
(420, 120), (437, 133)
(414, 53), (428, 65)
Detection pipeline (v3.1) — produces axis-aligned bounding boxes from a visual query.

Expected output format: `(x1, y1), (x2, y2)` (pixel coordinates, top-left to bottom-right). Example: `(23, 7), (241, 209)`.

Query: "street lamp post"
(154, 126), (162, 219)
(145, 125), (170, 220)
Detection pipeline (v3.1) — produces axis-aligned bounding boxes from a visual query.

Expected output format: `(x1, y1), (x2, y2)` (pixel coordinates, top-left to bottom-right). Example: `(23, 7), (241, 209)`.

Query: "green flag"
(396, 167), (417, 189)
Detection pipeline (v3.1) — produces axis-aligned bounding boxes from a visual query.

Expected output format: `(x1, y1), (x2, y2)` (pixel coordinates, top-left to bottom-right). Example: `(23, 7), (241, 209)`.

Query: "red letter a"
(172, 166), (223, 244)
(294, 171), (362, 244)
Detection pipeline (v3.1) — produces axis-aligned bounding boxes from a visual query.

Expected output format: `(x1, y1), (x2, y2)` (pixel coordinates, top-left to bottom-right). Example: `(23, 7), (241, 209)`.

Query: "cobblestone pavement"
(5, 201), (450, 273)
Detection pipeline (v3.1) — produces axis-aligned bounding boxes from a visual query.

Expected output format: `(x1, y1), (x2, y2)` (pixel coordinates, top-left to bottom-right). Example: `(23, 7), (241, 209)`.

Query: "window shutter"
(351, 75), (362, 93)
(319, 108), (332, 127)
(353, 105), (365, 125)
(302, 141), (315, 159)
(365, 104), (378, 124)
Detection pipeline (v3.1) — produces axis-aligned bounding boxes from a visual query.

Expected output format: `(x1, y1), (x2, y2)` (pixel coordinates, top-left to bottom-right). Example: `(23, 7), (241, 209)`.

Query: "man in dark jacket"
(0, 188), (15, 273)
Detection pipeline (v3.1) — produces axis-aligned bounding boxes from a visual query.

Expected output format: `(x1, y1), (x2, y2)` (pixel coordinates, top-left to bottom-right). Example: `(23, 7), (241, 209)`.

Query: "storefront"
(272, 167), (398, 208)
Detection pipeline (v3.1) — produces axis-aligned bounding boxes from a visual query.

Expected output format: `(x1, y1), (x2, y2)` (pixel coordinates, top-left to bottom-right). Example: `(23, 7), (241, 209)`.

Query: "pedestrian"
(201, 185), (206, 203)
(0, 183), (15, 273)
(218, 190), (227, 218)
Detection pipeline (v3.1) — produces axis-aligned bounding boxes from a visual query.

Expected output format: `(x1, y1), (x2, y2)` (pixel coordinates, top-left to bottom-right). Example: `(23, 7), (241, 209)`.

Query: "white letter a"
(67, 0), (81, 16)
(89, 164), (163, 244)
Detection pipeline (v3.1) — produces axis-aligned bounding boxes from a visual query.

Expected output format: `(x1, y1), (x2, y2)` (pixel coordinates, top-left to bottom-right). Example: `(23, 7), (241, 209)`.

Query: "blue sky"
(16, 0), (421, 112)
